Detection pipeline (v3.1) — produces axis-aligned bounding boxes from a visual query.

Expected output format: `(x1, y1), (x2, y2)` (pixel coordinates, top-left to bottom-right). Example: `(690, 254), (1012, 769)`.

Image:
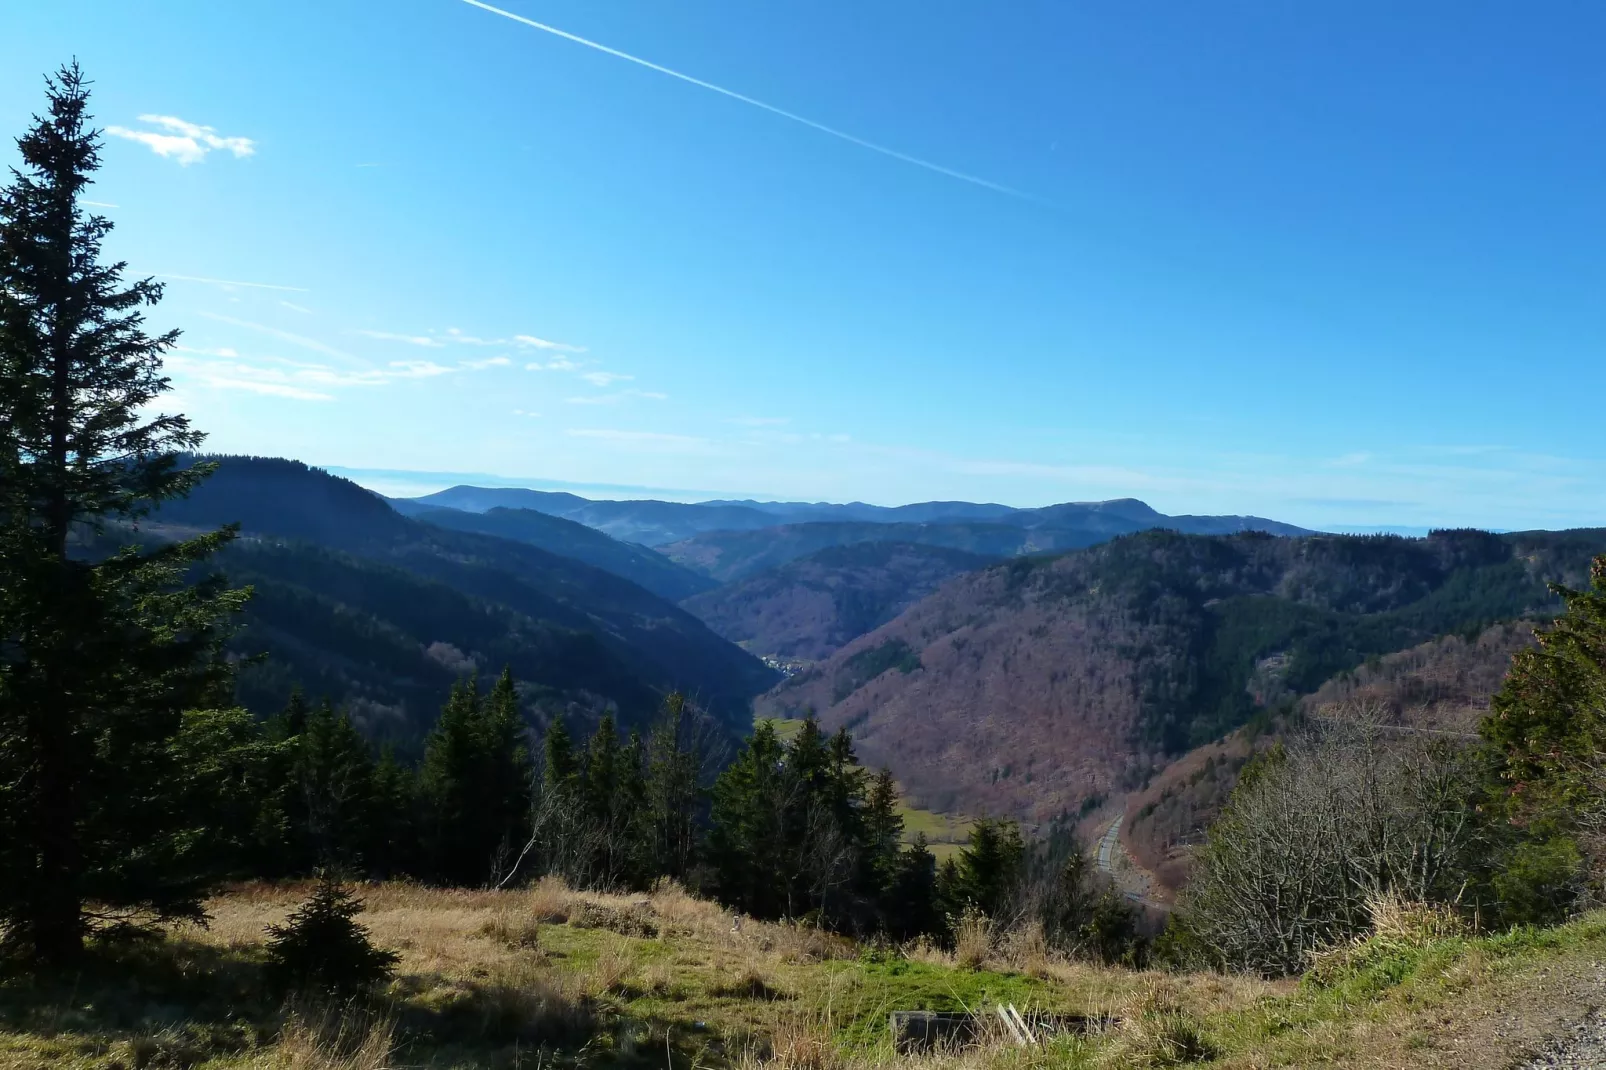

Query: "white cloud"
(580, 371), (632, 386)
(514, 334), (586, 353)
(526, 357), (583, 372)
(461, 356), (512, 369)
(353, 329), (446, 348)
(387, 360), (454, 378)
(279, 301), (313, 314)
(83, 200), (119, 208)
(106, 114), (254, 165)
(444, 328), (501, 346)
(512, 408), (542, 418)
(1329, 452), (1373, 467)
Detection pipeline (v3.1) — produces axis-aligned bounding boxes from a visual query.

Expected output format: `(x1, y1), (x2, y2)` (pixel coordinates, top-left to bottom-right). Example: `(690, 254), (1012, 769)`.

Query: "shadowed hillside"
(410, 504), (717, 601)
(684, 541), (993, 661)
(147, 457), (778, 732)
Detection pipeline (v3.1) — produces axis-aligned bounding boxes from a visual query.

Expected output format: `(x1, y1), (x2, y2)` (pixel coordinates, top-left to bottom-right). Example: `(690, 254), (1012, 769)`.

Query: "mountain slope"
(661, 521), (1112, 584)
(756, 528), (1606, 822)
(409, 485), (780, 545)
(218, 540), (664, 746)
(682, 542), (993, 662)
(409, 505), (715, 601)
(661, 509), (1313, 583)
(152, 457), (777, 728)
(1121, 620), (1541, 894)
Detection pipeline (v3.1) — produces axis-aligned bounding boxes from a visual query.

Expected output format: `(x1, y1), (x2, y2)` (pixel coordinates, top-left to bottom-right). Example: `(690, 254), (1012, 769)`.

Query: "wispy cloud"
(727, 416), (791, 427)
(526, 357), (584, 372)
(458, 0), (1029, 201)
(106, 114), (255, 165)
(279, 300), (313, 314)
(580, 371), (632, 386)
(199, 312), (355, 361)
(513, 334), (586, 353)
(158, 273), (308, 293)
(83, 200), (119, 208)
(461, 356), (512, 369)
(166, 352), (336, 401)
(387, 360), (455, 378)
(352, 329), (446, 348)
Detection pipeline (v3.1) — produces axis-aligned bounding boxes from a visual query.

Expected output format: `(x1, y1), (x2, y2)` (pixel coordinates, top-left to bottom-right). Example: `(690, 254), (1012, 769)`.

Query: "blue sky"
(4, 1), (1604, 530)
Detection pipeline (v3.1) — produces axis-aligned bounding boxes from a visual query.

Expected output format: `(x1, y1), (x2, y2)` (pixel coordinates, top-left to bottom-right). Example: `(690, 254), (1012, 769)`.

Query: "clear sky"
(4, 1), (1603, 530)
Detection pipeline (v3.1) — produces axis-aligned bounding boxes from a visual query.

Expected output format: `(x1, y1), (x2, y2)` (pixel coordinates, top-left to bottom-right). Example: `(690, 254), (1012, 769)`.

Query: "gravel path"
(1520, 1012), (1606, 1068)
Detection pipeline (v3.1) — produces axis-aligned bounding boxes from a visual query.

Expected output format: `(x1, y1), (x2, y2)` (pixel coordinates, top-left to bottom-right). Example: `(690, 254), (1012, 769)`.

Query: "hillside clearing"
(3, 881), (1603, 1069)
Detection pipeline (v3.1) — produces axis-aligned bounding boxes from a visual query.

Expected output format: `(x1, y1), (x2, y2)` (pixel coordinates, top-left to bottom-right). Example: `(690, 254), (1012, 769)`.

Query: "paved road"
(1096, 815), (1123, 873)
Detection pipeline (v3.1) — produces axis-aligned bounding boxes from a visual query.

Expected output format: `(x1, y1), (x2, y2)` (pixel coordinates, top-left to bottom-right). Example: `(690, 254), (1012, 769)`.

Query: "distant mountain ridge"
(149, 457), (777, 733)
(405, 505), (715, 602)
(402, 485), (1313, 551)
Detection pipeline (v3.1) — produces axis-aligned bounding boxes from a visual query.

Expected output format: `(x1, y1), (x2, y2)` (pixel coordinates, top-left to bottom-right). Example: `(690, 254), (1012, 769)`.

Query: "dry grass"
(953, 909), (994, 971)
(274, 1010), (395, 1070)
(8, 879), (1602, 1070)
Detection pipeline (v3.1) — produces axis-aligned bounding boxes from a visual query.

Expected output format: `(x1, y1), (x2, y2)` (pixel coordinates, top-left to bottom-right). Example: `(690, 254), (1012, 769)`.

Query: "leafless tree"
(1179, 704), (1490, 976)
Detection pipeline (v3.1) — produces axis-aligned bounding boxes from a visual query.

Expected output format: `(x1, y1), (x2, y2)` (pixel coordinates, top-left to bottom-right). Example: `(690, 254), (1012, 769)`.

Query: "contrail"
(458, 0), (1030, 200)
(158, 273), (310, 292)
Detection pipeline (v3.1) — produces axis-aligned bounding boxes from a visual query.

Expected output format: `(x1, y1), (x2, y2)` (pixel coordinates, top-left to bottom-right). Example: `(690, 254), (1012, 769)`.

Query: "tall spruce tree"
(0, 64), (246, 963)
(641, 692), (707, 881)
(289, 700), (376, 872)
(419, 672), (533, 886)
(481, 668), (534, 877)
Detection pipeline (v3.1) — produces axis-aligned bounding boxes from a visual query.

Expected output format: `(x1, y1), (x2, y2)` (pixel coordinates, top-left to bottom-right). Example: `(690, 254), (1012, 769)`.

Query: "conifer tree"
(290, 700), (376, 872)
(365, 746), (418, 879)
(941, 819), (1026, 921)
(0, 64), (246, 963)
(861, 769), (906, 907)
(420, 679), (487, 884)
(642, 692), (707, 880)
(708, 721), (791, 916)
(420, 672), (534, 886)
(887, 835), (942, 940)
(482, 668), (534, 874)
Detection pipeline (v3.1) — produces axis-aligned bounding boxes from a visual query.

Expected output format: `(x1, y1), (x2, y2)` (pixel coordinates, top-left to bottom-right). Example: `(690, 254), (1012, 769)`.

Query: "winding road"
(1096, 814), (1124, 874)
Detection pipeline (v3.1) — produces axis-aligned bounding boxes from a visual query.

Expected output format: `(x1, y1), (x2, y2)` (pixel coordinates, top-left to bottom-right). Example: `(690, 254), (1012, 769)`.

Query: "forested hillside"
(682, 541), (992, 661)
(758, 527), (1606, 822)
(660, 506), (1309, 584)
(409, 504), (715, 601)
(1121, 619), (1541, 893)
(146, 457), (777, 735)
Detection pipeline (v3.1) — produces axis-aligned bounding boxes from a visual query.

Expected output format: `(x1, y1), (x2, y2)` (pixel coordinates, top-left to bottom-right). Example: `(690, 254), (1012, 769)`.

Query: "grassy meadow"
(2, 879), (1603, 1069)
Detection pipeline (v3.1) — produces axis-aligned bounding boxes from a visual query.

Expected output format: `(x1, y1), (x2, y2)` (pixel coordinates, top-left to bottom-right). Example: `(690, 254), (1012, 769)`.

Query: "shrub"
(1176, 715), (1491, 976)
(265, 879), (399, 996)
(952, 906), (993, 969)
